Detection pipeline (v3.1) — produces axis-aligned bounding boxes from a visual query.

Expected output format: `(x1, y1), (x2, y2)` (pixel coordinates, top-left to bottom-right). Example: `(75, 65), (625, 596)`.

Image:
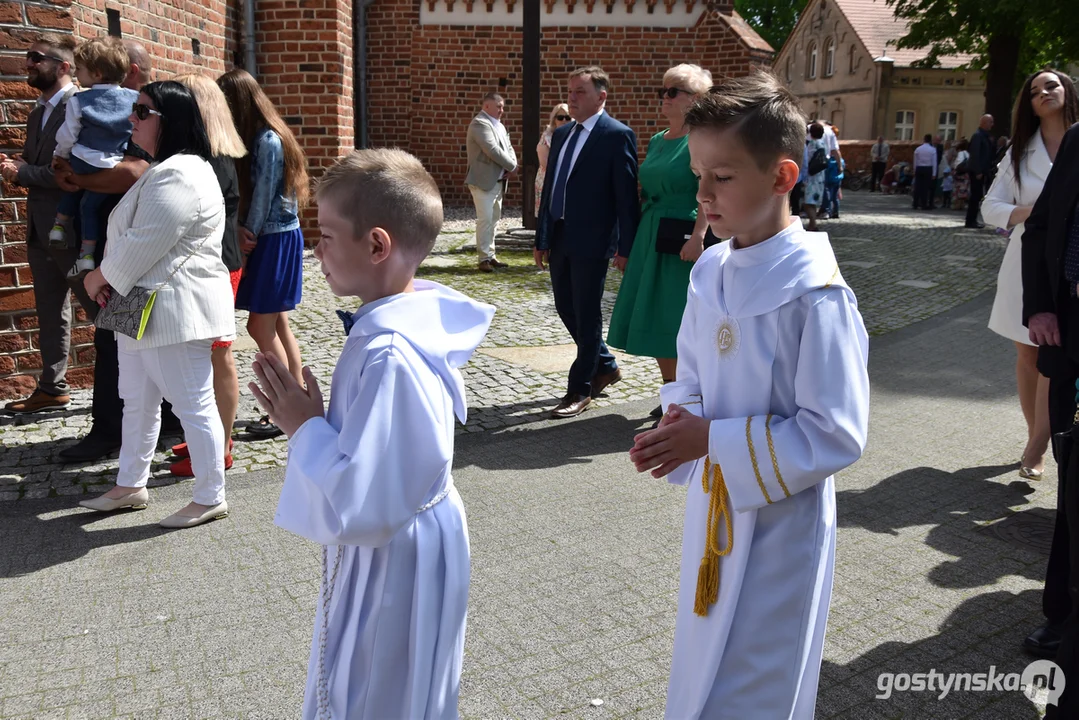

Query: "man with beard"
(0, 34), (80, 415)
(50, 39), (167, 462)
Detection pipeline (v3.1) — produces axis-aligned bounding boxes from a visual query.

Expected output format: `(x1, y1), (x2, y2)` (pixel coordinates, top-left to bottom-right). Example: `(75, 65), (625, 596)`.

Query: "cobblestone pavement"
(0, 192), (1055, 719)
(0, 193), (1006, 501)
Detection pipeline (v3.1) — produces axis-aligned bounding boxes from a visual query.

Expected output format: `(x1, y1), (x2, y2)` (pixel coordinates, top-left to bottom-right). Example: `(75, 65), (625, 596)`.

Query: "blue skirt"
(236, 227), (304, 313)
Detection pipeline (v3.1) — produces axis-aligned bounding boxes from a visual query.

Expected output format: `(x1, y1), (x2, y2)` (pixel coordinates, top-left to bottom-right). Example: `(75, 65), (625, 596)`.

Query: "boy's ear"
(369, 227), (392, 265)
(774, 159), (800, 196)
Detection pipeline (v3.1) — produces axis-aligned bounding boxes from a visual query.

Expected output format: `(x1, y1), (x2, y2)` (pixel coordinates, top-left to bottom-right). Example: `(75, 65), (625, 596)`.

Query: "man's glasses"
(26, 51), (64, 64)
(131, 103), (163, 120)
(555, 114), (571, 121)
(658, 87), (690, 100)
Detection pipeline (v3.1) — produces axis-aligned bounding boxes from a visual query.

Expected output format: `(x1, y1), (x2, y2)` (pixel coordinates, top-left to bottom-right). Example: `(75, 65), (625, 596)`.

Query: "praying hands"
(249, 352), (324, 437)
(630, 404), (710, 478)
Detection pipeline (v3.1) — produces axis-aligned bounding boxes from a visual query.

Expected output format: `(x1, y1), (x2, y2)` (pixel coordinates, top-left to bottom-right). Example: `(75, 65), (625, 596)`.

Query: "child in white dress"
(249, 149), (494, 719)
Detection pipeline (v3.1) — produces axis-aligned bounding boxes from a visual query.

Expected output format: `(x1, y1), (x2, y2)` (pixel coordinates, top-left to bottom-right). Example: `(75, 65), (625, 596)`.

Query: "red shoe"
(169, 452), (234, 478)
(171, 442), (190, 458)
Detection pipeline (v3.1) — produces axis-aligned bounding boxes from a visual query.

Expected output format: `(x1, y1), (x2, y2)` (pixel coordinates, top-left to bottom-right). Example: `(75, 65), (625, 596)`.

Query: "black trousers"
(912, 167), (934, 209)
(966, 174), (986, 226)
(548, 225), (617, 397)
(1044, 375), (1079, 626)
(870, 161), (886, 192)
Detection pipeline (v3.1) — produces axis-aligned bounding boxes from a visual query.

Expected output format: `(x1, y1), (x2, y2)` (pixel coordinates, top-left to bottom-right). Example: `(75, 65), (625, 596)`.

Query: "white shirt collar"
(91, 83), (119, 90)
(481, 111), (501, 128)
(37, 80), (73, 109)
(577, 108), (605, 132)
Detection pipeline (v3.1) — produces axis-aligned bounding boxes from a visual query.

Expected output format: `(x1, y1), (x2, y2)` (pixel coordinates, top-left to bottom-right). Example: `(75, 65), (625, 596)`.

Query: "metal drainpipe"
(244, 0), (258, 77)
(354, 0), (375, 148)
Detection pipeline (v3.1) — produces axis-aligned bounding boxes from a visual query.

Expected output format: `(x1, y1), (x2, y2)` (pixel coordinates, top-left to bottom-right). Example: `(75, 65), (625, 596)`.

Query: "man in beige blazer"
(0, 34), (80, 414)
(465, 92), (517, 272)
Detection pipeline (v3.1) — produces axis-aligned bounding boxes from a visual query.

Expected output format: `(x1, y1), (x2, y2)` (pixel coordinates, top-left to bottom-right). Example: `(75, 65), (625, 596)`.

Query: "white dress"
(659, 222), (870, 719)
(985, 131), (1053, 345)
(274, 281), (495, 719)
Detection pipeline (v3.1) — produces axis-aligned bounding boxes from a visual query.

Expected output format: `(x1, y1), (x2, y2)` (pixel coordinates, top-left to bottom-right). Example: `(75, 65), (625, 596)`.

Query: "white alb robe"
(274, 280), (495, 720)
(659, 222), (870, 719)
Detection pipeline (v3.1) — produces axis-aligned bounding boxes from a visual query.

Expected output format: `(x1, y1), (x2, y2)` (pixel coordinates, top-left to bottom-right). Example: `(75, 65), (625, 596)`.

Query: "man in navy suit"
(534, 66), (641, 418)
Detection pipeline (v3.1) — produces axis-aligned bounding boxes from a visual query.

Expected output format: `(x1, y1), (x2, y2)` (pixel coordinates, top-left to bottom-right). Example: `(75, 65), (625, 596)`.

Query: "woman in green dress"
(607, 64), (712, 415)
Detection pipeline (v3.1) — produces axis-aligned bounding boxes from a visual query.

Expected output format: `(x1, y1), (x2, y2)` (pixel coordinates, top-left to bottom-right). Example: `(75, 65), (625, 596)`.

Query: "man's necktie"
(336, 309), (355, 336)
(549, 124), (583, 221)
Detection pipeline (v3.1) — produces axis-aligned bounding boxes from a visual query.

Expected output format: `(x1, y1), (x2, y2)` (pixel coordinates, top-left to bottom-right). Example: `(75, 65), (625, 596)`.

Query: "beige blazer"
(100, 153), (236, 350)
(465, 114), (517, 191)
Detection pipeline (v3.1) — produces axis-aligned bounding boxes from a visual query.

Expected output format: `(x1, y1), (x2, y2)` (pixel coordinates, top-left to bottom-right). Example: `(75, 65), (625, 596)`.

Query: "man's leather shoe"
(4, 389), (70, 414)
(489, 258), (509, 268)
(1023, 622), (1064, 658)
(965, 222), (985, 229)
(59, 431), (122, 463)
(478, 260), (494, 273)
(551, 393), (591, 419)
(590, 368), (623, 398)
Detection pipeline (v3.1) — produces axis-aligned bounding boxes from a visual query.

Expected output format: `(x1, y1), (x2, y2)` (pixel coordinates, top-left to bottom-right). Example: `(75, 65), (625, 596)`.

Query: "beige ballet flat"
(78, 488), (149, 512)
(158, 501), (229, 529)
(1019, 467), (1044, 481)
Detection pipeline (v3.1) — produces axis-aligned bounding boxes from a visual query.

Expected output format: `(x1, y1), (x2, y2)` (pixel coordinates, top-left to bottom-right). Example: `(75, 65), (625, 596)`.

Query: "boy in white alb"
(630, 72), (870, 719)
(249, 149), (494, 719)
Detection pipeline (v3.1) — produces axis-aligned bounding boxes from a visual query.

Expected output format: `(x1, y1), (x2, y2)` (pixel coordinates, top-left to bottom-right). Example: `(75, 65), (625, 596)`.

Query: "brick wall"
(368, 4), (771, 206)
(0, 0), (234, 399)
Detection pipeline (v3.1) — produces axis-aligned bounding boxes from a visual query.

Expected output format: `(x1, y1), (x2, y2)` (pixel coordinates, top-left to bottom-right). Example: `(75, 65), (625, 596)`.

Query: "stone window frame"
(894, 110), (916, 141)
(824, 37), (836, 77)
(807, 42), (818, 80)
(848, 45), (857, 74)
(938, 110), (959, 141)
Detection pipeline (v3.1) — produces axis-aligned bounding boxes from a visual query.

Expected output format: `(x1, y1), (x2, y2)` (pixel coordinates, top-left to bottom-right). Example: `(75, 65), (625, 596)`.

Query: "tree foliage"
(734, 0), (808, 52)
(885, 0), (1079, 136)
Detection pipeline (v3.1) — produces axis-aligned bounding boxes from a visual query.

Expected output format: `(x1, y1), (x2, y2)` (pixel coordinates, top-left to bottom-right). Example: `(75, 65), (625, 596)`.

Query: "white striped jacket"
(100, 153), (236, 350)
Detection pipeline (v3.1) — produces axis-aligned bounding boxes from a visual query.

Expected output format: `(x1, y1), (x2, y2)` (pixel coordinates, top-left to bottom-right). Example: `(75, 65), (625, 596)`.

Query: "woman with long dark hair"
(985, 69), (1079, 481)
(78, 81), (234, 528)
(217, 68), (309, 438)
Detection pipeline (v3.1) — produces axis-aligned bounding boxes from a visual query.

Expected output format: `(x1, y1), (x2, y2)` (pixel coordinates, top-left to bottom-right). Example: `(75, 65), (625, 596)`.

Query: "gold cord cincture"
(694, 458), (733, 617)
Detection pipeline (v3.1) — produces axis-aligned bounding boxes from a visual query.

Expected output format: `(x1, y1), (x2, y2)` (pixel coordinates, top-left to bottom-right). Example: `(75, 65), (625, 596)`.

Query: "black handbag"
(655, 217), (696, 255)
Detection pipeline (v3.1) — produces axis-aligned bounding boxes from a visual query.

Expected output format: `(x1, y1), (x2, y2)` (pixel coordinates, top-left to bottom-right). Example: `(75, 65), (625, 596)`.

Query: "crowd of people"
(0, 34), (309, 526)
(5, 27), (1079, 717)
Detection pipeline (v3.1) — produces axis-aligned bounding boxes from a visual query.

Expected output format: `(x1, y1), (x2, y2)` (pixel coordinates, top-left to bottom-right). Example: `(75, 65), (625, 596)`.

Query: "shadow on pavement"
(838, 463), (1046, 588)
(818, 589), (1045, 718)
(0, 500), (167, 577)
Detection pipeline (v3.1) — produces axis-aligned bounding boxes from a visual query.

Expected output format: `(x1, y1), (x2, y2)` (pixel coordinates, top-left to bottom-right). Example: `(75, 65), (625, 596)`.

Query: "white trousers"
(117, 340), (226, 505)
(469, 182), (503, 261)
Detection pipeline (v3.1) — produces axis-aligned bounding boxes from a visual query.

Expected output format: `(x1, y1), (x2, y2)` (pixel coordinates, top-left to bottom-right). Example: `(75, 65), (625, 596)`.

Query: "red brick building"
(0, 0), (770, 397)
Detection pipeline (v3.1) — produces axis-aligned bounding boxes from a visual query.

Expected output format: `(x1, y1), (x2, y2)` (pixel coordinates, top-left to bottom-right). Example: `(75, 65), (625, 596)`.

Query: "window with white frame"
(938, 111), (958, 141)
(825, 38), (836, 77)
(894, 110), (915, 140)
(807, 43), (818, 79)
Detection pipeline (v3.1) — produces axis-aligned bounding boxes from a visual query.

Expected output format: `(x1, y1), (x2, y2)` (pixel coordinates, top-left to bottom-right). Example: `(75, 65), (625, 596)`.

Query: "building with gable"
(774, 0), (986, 141)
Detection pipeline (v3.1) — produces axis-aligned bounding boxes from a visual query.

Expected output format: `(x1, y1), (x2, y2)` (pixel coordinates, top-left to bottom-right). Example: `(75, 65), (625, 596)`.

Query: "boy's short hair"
(75, 36), (129, 84)
(809, 121), (824, 139)
(36, 33), (76, 64)
(316, 148), (444, 266)
(684, 71), (807, 171)
(569, 66), (610, 94)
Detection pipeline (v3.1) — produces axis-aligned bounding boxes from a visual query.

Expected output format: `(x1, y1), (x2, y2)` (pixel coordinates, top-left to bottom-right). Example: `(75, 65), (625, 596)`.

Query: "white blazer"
(983, 130), (1052, 234)
(100, 153), (236, 350)
(985, 130), (1053, 345)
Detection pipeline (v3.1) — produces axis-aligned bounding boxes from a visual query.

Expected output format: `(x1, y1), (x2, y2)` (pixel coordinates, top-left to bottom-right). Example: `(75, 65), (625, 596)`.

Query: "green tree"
(734, 0), (808, 52)
(885, 0), (1079, 137)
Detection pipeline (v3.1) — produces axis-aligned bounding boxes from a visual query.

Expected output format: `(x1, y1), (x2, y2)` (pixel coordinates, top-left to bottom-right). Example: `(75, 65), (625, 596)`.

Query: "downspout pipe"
(354, 0), (376, 148)
(244, 0), (258, 78)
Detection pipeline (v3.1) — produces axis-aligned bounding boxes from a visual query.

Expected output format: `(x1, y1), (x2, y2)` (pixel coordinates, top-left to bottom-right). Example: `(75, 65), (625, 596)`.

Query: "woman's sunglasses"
(131, 103), (163, 120)
(657, 87), (690, 100)
(555, 114), (571, 121)
(26, 50), (64, 64)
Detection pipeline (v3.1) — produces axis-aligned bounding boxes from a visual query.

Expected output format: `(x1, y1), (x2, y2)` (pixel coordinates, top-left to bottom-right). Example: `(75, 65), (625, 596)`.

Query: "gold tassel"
(694, 458), (734, 617)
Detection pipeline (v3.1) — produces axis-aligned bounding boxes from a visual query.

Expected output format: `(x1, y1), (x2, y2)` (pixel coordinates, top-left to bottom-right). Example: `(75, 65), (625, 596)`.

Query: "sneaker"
(48, 224), (67, 248)
(4, 388), (70, 414)
(67, 255), (94, 279)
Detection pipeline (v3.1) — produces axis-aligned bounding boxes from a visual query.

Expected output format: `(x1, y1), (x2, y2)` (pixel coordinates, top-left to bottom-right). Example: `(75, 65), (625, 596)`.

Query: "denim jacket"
(244, 127), (300, 237)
